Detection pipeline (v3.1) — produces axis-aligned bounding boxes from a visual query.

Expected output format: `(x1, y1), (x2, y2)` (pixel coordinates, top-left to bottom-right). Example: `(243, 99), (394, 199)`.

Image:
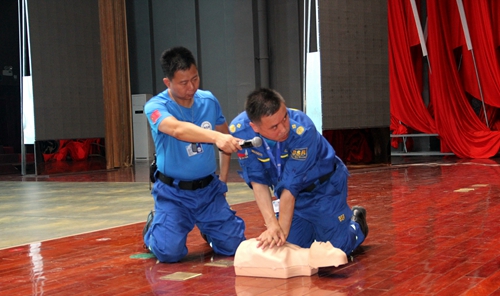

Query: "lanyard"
(263, 139), (281, 179)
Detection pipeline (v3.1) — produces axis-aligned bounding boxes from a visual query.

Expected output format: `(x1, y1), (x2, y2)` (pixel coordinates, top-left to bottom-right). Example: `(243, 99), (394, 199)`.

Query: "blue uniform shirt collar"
(262, 136), (276, 148)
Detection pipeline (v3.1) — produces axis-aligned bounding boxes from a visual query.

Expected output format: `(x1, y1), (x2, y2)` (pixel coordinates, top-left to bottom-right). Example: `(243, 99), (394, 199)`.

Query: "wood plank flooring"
(1, 157), (500, 295)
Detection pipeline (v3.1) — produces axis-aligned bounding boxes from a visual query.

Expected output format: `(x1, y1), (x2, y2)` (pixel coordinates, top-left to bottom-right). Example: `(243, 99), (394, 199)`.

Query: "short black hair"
(160, 46), (197, 79)
(245, 88), (285, 124)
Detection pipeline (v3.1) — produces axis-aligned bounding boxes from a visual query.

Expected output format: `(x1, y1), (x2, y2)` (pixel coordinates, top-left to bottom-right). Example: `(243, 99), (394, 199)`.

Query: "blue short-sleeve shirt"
(145, 89), (226, 180)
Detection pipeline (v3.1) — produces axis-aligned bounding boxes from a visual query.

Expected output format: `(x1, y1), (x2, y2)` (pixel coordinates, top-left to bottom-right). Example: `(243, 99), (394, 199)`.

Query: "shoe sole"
(352, 206), (368, 237)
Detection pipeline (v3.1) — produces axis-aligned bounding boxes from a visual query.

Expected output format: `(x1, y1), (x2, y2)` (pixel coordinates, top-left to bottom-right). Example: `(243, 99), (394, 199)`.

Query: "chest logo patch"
(201, 121), (212, 130)
(291, 148), (308, 160)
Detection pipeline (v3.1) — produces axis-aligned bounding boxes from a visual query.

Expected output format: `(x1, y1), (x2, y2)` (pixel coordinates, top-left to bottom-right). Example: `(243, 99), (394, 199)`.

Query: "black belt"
(301, 164), (337, 193)
(156, 171), (213, 190)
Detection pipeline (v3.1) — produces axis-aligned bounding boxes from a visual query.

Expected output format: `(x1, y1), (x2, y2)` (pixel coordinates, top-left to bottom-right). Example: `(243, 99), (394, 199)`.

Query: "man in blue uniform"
(143, 46), (246, 263)
(230, 88), (368, 255)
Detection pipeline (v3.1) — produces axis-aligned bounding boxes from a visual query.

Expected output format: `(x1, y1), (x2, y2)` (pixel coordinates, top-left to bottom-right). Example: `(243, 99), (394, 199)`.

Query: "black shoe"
(351, 206), (368, 238)
(143, 210), (154, 238)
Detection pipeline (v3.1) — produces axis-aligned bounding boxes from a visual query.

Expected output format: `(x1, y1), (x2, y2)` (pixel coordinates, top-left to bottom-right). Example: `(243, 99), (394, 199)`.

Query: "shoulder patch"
(296, 126), (305, 135)
(229, 124), (236, 133)
(291, 148), (308, 160)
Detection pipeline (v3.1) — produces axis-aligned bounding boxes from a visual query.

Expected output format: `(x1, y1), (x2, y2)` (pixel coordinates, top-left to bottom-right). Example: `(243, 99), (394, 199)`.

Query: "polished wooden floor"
(1, 156), (500, 295)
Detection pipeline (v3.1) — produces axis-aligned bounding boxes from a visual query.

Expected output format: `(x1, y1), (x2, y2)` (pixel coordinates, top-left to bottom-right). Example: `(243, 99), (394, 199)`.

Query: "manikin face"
(250, 103), (290, 142)
(163, 64), (200, 106)
(308, 240), (348, 268)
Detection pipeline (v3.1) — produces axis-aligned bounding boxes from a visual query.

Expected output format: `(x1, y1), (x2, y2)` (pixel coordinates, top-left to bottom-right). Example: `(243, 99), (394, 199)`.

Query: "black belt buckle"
(179, 179), (201, 190)
(192, 179), (205, 190)
(181, 175), (213, 190)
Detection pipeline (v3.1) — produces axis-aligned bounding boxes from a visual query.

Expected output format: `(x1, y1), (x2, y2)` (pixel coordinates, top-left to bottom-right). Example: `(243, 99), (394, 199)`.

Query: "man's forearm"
(160, 116), (222, 144)
(216, 122), (232, 182)
(158, 118), (240, 154)
(251, 182), (279, 227)
(218, 151), (231, 183)
(277, 189), (295, 238)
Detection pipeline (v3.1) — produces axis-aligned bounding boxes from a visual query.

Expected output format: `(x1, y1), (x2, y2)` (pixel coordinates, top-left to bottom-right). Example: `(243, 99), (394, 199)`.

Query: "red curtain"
(389, 0), (500, 158)
(459, 1), (500, 107)
(389, 0), (437, 135)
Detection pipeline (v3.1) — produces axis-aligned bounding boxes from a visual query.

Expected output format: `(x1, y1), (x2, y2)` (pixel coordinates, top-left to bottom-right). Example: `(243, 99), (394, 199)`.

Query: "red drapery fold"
(426, 0), (500, 158)
(491, 0), (500, 48)
(388, 0), (437, 135)
(389, 0), (500, 158)
(459, 0), (500, 107)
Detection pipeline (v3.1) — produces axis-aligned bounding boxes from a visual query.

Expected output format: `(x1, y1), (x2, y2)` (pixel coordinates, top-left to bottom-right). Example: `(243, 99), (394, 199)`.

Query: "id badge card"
(187, 143), (203, 156)
(272, 199), (280, 214)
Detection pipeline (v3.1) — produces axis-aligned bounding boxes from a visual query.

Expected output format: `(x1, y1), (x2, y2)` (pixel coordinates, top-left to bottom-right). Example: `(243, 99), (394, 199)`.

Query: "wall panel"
(198, 0), (255, 119)
(319, 0), (389, 130)
(28, 0), (104, 140)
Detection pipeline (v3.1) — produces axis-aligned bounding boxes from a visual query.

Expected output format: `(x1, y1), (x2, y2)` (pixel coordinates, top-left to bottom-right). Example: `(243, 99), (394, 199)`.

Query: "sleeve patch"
(150, 110), (161, 124)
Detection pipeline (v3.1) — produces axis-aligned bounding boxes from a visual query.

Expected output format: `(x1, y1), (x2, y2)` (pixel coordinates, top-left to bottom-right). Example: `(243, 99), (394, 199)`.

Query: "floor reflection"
(29, 242), (45, 296)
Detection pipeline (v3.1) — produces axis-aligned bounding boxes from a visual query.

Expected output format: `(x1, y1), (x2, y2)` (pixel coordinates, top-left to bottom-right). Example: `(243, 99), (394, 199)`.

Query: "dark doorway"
(0, 0), (30, 175)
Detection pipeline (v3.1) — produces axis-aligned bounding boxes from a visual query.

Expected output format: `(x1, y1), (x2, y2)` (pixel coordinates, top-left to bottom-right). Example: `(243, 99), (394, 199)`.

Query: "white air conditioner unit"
(132, 94), (155, 162)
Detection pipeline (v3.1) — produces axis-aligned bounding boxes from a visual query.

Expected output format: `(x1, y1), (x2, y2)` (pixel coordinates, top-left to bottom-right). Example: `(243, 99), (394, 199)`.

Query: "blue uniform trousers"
(144, 175), (246, 263)
(286, 164), (365, 255)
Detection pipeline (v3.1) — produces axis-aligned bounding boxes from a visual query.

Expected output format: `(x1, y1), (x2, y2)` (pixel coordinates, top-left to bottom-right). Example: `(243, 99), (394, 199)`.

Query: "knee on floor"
(148, 236), (187, 263)
(151, 246), (186, 263)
